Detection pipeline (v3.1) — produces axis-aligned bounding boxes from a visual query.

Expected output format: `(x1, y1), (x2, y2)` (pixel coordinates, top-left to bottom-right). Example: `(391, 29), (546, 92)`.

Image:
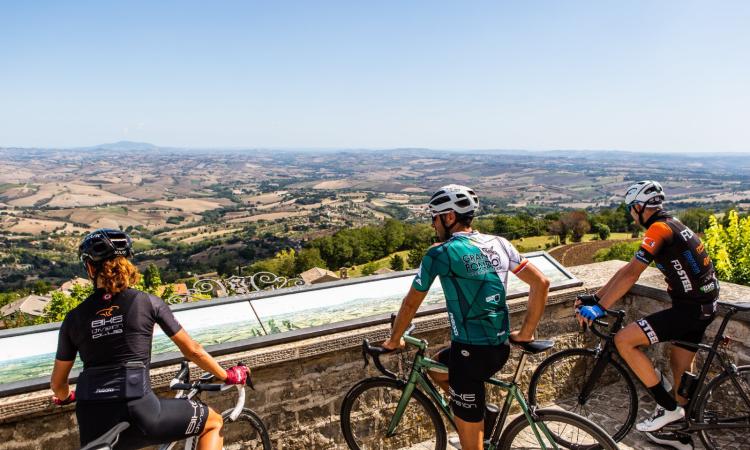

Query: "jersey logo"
(642, 237), (656, 249)
(414, 264), (423, 286)
(679, 228), (694, 241)
(671, 259), (693, 292)
(96, 306), (120, 317)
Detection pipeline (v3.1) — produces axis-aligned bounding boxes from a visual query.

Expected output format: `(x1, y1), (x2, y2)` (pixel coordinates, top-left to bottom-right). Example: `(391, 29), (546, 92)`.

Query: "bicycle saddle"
(80, 422), (130, 450)
(509, 339), (554, 354)
(718, 301), (750, 312)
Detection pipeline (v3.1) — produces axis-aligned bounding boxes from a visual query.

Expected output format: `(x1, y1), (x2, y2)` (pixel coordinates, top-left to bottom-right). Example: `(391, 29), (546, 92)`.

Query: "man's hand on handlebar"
(381, 336), (405, 351)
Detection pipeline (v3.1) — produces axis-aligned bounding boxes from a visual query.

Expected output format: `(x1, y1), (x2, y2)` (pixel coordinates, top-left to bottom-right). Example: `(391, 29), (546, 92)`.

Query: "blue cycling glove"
(577, 304), (605, 321)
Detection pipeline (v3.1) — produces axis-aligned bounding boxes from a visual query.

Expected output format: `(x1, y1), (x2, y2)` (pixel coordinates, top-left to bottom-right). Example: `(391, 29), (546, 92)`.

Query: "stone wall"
(1, 261), (748, 449)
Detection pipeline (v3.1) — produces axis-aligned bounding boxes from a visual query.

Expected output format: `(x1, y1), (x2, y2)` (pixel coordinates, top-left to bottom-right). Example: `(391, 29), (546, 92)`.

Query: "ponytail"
(96, 257), (141, 295)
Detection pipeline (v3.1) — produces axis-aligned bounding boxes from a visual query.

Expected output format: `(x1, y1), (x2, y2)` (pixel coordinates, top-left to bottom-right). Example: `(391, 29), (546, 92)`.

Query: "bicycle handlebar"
(581, 308), (626, 339)
(362, 323), (419, 379)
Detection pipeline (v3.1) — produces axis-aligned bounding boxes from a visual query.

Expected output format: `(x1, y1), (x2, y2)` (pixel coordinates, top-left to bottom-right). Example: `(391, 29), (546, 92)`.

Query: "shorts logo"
(460, 349), (470, 357)
(637, 319), (659, 345)
(642, 237), (656, 249)
(184, 400), (206, 435)
(449, 387), (477, 409)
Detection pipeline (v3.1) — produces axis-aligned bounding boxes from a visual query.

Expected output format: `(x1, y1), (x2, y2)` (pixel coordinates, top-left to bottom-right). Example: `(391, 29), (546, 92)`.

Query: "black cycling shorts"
(636, 303), (716, 352)
(76, 390), (208, 449)
(435, 341), (510, 422)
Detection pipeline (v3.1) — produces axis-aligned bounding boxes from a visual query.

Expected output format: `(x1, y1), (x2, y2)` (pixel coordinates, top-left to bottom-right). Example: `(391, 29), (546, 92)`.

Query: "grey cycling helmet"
(428, 184), (479, 216)
(625, 180), (665, 208)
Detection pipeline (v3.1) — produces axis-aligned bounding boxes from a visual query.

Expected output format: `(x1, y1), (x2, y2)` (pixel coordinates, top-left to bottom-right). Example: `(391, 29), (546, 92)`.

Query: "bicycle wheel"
(696, 365), (750, 450)
(527, 348), (637, 442)
(220, 407), (272, 450)
(498, 408), (618, 450)
(340, 377), (447, 450)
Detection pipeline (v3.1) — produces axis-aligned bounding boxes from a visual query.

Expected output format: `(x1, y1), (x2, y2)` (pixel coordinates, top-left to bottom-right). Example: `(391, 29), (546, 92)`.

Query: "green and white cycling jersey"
(412, 231), (529, 345)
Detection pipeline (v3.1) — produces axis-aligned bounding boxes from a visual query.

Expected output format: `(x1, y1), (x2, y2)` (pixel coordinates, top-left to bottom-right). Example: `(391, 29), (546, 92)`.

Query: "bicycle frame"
(385, 334), (560, 449)
(586, 305), (750, 434)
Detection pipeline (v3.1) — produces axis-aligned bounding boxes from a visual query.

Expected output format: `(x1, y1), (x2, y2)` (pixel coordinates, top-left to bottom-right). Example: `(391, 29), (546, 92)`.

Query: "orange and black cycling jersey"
(634, 211), (718, 304)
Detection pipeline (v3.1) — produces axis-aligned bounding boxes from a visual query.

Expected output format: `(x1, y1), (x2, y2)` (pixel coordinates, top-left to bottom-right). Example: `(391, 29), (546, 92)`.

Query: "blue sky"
(0, 1), (748, 152)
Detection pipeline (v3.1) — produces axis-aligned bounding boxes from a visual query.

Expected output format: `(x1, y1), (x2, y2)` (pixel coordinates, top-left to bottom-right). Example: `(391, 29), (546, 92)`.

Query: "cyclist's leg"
(197, 407), (224, 450)
(448, 342), (509, 450)
(428, 345), (451, 395)
(670, 312), (714, 405)
(614, 322), (658, 386)
(669, 344), (696, 406)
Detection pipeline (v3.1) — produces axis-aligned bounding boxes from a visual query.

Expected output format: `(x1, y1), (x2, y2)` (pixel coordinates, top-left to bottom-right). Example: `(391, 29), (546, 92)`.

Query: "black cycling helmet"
(78, 229), (134, 265)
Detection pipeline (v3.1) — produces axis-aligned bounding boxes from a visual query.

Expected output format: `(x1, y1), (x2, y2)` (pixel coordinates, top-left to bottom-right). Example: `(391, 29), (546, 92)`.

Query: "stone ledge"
(2, 260), (749, 427)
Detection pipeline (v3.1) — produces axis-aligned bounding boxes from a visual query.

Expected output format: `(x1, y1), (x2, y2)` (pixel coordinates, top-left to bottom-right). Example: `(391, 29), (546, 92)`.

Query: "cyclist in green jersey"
(383, 184), (550, 450)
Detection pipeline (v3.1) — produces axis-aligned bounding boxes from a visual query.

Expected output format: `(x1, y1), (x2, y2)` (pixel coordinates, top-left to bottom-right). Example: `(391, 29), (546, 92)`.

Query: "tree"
(548, 220), (568, 245)
(294, 248), (326, 274)
(390, 254), (405, 271)
(704, 210), (750, 286)
(407, 245), (428, 268)
(43, 283), (94, 322)
(361, 262), (379, 276)
(142, 264), (162, 291)
(593, 223), (611, 241)
(593, 241), (641, 263)
(679, 208), (712, 233)
(383, 219), (405, 254)
(561, 211), (591, 243)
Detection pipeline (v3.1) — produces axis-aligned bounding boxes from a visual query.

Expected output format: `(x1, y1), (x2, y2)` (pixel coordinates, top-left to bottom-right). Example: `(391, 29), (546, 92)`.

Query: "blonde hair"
(96, 257), (141, 295)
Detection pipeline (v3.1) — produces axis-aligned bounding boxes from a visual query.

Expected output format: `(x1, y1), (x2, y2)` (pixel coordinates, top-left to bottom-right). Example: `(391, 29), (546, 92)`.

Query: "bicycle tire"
(498, 408), (618, 450)
(527, 347), (637, 442)
(220, 407), (272, 450)
(340, 377), (447, 450)
(696, 365), (750, 450)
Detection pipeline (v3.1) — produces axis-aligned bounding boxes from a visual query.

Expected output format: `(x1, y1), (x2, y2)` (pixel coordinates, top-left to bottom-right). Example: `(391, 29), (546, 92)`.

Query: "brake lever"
(362, 340), (371, 369)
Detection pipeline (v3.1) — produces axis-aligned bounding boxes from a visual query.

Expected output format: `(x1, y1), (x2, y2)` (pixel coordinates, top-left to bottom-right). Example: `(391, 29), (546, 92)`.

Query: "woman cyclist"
(50, 229), (250, 450)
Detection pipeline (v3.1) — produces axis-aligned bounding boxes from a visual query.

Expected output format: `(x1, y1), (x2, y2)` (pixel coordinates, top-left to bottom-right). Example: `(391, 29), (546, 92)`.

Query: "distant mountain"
(80, 140), (162, 152)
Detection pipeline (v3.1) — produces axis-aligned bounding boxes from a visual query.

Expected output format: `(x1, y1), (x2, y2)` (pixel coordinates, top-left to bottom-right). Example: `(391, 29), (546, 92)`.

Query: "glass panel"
(0, 330), (78, 384)
(0, 251), (577, 387)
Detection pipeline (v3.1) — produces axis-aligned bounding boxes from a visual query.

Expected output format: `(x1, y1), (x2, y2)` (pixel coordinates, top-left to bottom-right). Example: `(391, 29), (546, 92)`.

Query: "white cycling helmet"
(625, 180), (665, 208)
(428, 184), (479, 216)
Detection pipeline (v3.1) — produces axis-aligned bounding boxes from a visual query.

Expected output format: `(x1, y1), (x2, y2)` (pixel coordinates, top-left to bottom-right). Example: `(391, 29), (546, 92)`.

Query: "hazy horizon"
(1, 140), (748, 155)
(1, 1), (749, 151)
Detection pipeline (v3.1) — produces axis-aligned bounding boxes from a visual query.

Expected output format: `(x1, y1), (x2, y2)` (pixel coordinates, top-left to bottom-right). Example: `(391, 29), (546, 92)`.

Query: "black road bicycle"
(340, 324), (618, 450)
(80, 361), (271, 450)
(527, 300), (750, 449)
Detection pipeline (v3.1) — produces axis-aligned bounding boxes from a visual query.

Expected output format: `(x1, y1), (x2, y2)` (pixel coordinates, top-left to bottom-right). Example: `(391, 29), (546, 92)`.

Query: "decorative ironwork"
(165, 271), (304, 305)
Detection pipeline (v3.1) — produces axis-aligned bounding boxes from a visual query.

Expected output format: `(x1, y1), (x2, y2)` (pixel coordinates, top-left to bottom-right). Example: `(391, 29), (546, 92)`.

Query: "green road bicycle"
(339, 325), (618, 450)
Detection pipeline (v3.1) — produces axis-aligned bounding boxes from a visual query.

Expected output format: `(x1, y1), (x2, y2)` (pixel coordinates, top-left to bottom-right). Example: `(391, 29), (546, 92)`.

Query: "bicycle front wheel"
(498, 408), (618, 450)
(220, 407), (272, 450)
(527, 348), (637, 442)
(340, 377), (447, 450)
(696, 365), (750, 450)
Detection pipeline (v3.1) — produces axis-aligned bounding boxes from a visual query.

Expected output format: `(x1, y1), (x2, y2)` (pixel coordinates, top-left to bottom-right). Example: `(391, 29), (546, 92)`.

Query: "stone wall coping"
(2, 260), (748, 423)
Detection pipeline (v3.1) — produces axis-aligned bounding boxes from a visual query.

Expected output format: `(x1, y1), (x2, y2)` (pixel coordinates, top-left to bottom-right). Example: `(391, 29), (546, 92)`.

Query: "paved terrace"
(0, 260), (748, 449)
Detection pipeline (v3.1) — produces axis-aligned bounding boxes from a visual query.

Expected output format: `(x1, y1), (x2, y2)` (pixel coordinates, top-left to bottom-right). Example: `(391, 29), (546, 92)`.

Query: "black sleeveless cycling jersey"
(634, 211), (719, 304)
(56, 288), (182, 367)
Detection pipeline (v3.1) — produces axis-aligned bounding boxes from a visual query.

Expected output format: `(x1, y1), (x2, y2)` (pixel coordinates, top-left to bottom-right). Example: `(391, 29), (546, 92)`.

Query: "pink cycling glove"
(224, 365), (250, 385)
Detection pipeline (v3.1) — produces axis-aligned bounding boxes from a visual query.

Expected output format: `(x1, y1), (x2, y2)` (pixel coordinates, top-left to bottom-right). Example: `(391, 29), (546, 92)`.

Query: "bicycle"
(339, 324), (618, 450)
(527, 300), (750, 449)
(79, 361), (271, 450)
